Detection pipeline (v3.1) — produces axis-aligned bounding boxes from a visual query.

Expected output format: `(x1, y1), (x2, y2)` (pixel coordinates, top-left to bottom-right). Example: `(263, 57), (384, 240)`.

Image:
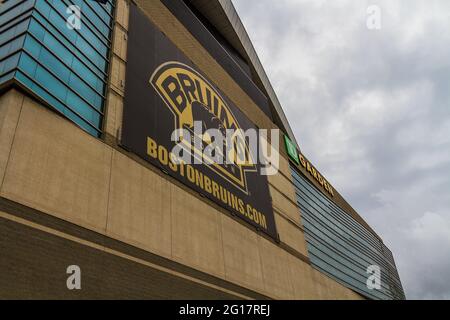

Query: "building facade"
(0, 0), (405, 299)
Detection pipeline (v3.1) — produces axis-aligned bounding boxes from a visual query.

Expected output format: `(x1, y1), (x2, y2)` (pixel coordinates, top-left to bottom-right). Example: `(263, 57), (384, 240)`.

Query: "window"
(290, 166), (405, 300)
(0, 0), (115, 137)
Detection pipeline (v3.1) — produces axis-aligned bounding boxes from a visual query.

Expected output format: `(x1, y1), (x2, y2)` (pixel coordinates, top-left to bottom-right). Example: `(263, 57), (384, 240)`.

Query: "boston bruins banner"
(122, 4), (277, 239)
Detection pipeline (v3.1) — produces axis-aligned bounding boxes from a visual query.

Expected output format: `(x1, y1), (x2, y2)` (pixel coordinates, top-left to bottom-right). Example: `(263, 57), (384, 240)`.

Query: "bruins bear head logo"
(150, 62), (256, 193)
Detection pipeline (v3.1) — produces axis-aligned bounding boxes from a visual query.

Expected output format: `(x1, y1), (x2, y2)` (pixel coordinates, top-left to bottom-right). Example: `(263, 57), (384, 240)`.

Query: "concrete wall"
(0, 0), (364, 300)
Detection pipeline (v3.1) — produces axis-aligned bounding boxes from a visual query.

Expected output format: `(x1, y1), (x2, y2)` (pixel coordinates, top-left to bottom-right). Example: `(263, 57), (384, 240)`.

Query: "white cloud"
(233, 0), (450, 299)
(409, 212), (450, 243)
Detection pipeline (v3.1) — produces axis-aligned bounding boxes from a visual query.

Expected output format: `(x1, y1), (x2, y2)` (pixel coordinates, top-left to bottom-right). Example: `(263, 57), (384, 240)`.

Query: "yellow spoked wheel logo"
(150, 62), (257, 194)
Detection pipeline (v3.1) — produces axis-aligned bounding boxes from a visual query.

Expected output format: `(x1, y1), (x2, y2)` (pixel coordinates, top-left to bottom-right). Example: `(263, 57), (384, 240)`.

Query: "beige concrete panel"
(268, 171), (296, 204)
(269, 185), (301, 224)
(309, 268), (364, 300)
(221, 214), (264, 293)
(311, 269), (336, 299)
(104, 91), (123, 139)
(171, 184), (225, 278)
(346, 288), (364, 300)
(112, 25), (127, 61)
(315, 270), (364, 300)
(116, 0), (130, 30)
(1, 98), (112, 233)
(326, 277), (350, 300)
(258, 236), (295, 299)
(110, 56), (126, 96)
(0, 89), (24, 187)
(288, 253), (363, 300)
(277, 154), (293, 180)
(287, 253), (319, 299)
(274, 213), (308, 257)
(107, 151), (172, 258)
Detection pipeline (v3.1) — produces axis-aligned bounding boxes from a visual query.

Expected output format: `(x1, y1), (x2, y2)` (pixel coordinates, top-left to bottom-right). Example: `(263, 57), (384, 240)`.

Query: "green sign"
(284, 135), (299, 165)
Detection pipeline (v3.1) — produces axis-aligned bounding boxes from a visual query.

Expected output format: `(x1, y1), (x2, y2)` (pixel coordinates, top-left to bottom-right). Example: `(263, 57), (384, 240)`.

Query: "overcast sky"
(232, 0), (450, 300)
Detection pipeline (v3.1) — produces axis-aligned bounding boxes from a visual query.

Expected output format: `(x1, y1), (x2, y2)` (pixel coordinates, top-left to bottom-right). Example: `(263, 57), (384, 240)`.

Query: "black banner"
(121, 4), (277, 239)
(0, 300), (430, 318)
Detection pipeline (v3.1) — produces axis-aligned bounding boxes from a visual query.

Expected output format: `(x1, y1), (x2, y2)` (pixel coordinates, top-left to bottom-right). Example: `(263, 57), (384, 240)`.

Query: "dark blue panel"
(291, 166), (405, 300)
(0, 0), (115, 137)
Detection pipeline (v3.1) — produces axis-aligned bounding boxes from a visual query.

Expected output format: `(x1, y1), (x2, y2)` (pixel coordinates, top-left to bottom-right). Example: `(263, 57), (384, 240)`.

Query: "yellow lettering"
(204, 175), (212, 194)
(252, 208), (259, 224)
(212, 181), (220, 199)
(179, 160), (185, 177)
(147, 137), (157, 158)
(299, 154), (307, 168)
(246, 205), (253, 219)
(238, 199), (245, 215)
(158, 145), (168, 165)
(187, 165), (195, 183)
(230, 193), (239, 211)
(219, 186), (228, 204)
(329, 185), (334, 197)
(312, 167), (318, 180)
(307, 162), (313, 175)
(324, 181), (329, 192)
(195, 170), (204, 189)
(318, 173), (324, 186)
(168, 153), (178, 172)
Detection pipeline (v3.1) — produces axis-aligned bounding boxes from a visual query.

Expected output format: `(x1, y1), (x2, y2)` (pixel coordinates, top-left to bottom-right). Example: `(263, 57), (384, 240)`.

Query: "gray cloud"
(233, 0), (450, 299)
